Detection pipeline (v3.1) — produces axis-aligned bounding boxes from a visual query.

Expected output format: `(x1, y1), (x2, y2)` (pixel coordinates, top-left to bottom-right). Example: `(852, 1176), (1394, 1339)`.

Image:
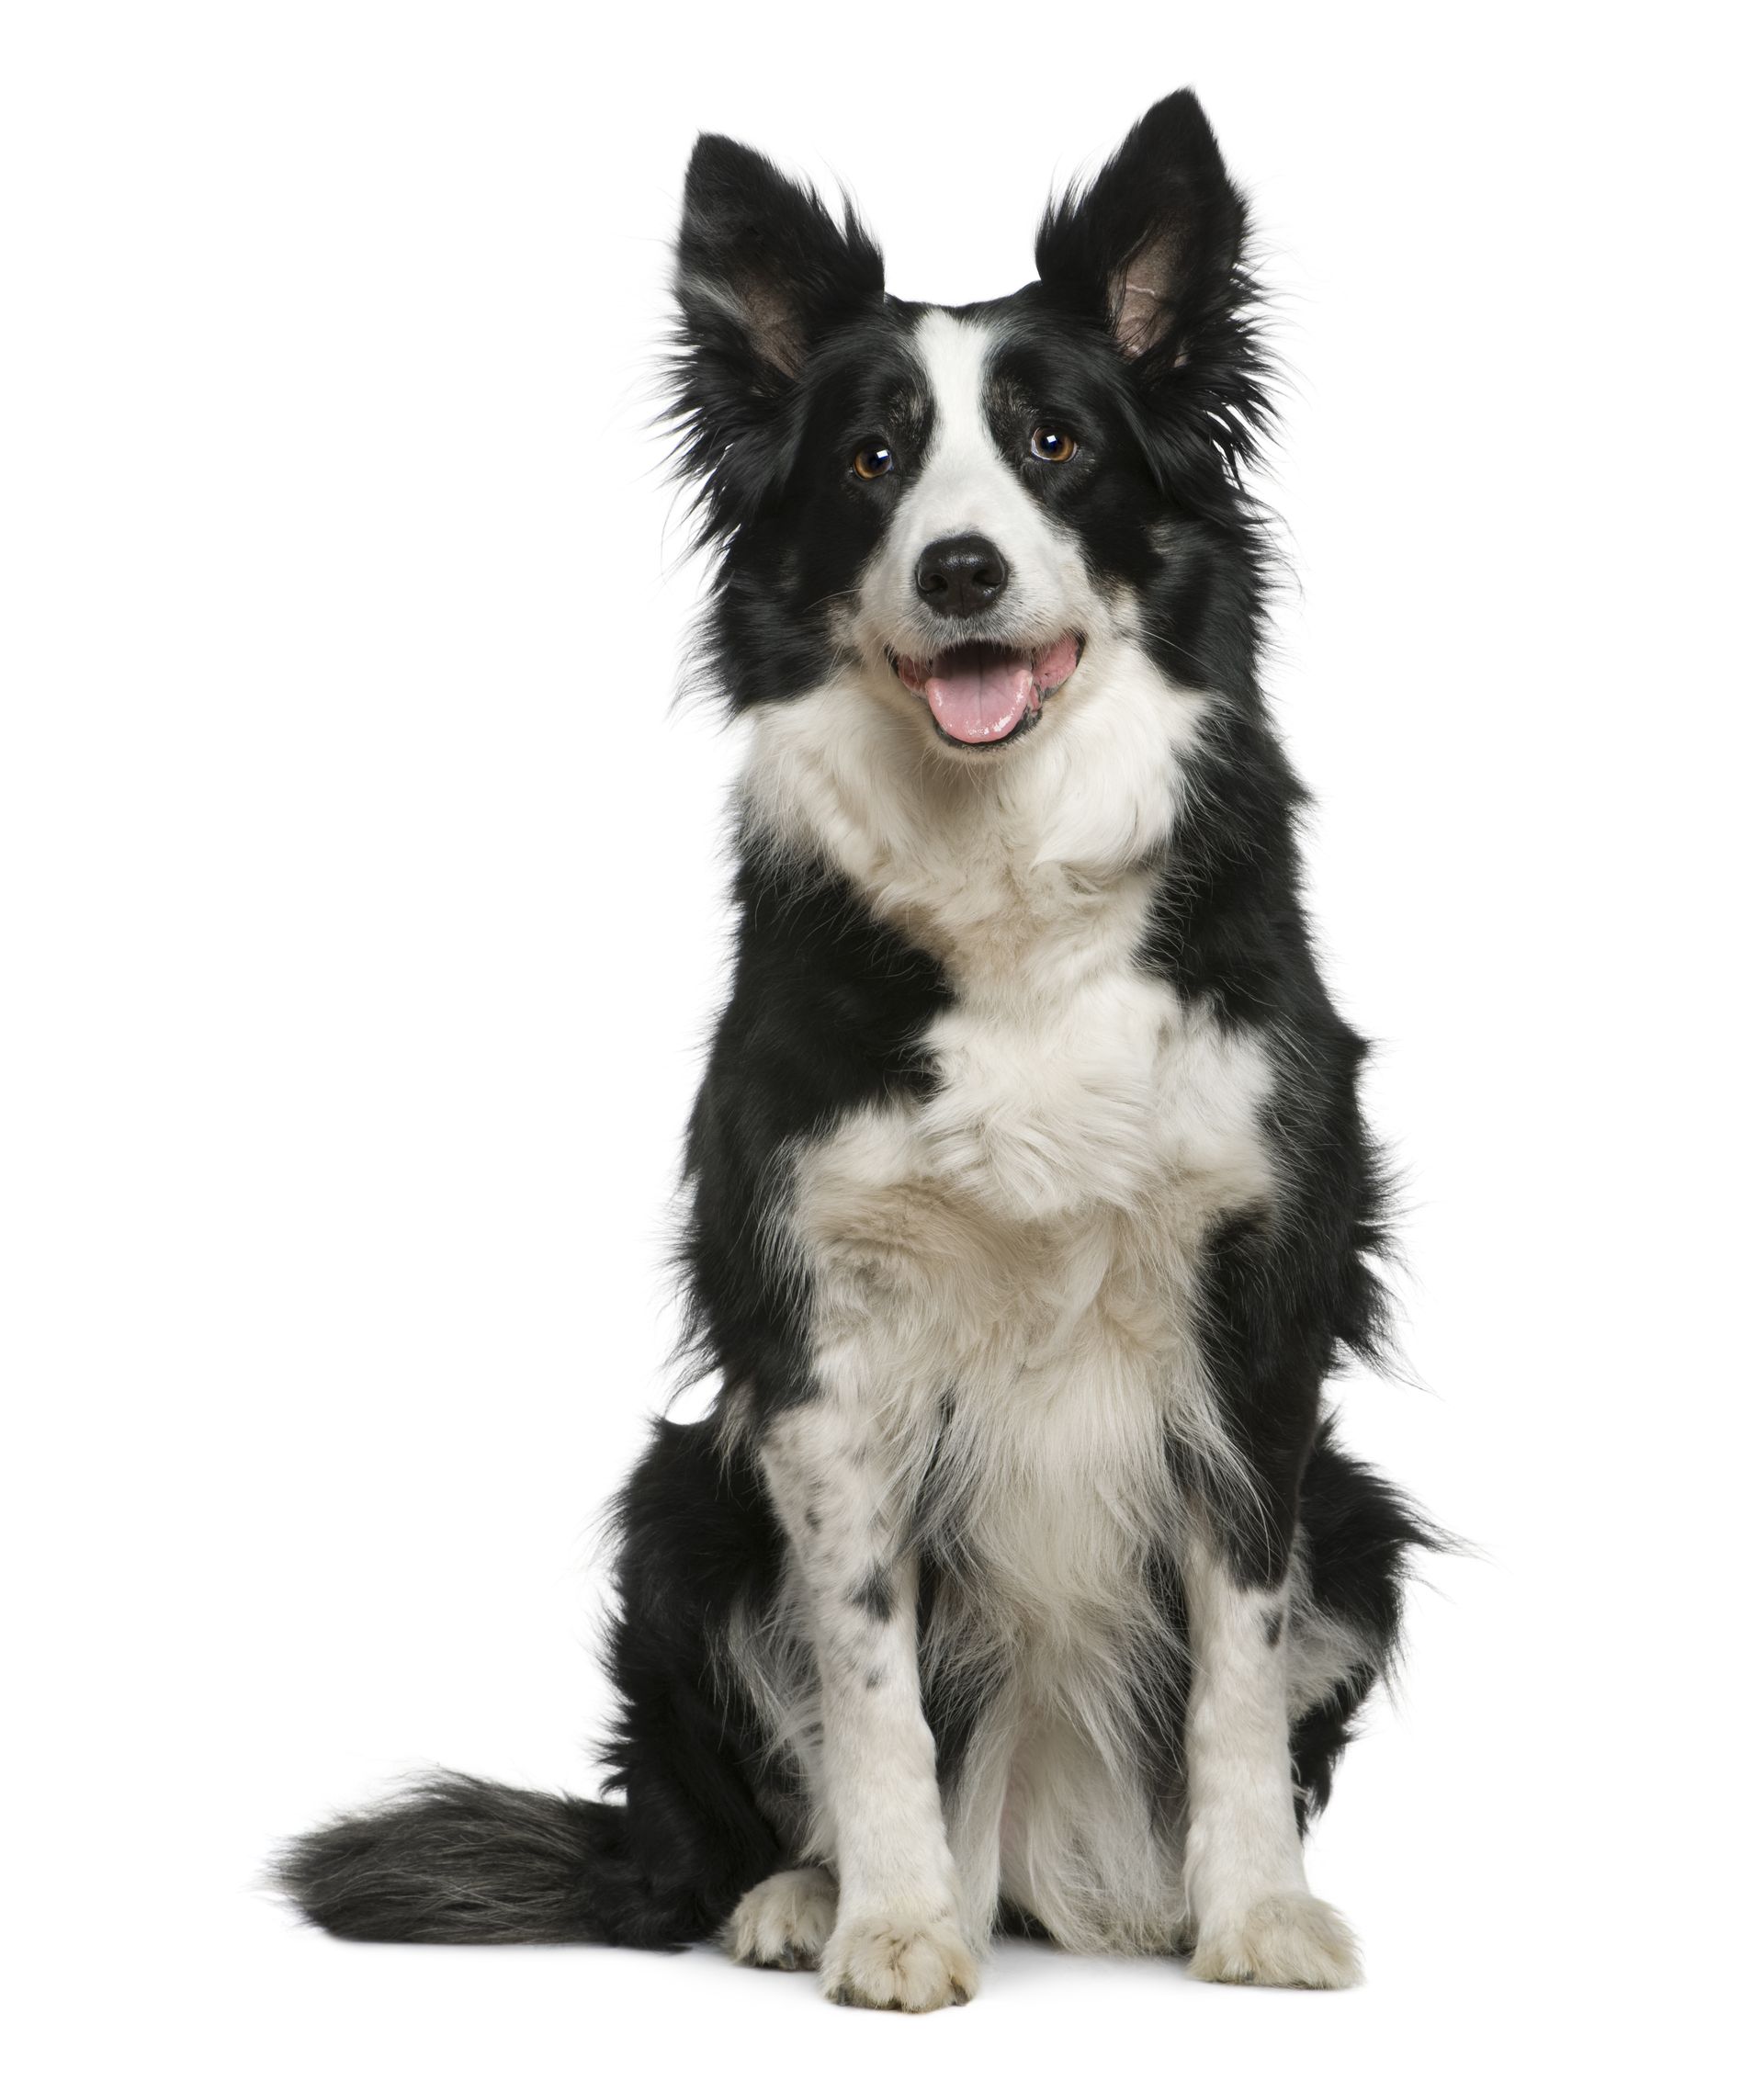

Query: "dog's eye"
(852, 444), (895, 481)
(1029, 426), (1078, 463)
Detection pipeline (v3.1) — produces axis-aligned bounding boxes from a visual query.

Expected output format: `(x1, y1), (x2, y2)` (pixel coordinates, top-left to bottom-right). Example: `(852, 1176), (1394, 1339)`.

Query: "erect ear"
(1035, 91), (1248, 368)
(669, 136), (883, 534)
(674, 133), (883, 391)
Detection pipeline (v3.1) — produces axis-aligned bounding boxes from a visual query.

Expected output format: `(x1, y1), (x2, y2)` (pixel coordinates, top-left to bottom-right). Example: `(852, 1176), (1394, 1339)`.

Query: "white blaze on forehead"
(856, 310), (1093, 652)
(908, 310), (1046, 555)
(913, 309), (1012, 517)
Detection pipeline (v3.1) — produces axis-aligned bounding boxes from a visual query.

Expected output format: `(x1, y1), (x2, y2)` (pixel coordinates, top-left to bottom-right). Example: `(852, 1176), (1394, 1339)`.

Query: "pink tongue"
(924, 654), (1036, 743)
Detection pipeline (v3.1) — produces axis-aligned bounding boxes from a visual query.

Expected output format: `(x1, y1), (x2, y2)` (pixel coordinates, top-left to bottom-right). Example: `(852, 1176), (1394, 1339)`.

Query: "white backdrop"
(5, 4), (1758, 2075)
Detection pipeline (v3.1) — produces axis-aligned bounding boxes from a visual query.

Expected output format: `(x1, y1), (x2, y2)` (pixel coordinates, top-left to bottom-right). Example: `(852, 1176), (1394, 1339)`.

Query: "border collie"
(281, 89), (1434, 2007)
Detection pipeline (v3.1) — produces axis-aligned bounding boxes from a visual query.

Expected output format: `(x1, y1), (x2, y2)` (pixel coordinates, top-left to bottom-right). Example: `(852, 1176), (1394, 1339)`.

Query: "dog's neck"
(741, 646), (1208, 993)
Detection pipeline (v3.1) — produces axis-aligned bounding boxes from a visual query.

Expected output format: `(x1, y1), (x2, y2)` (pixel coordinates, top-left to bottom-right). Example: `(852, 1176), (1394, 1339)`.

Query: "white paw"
(723, 1867), (838, 1971)
(1188, 1893), (1362, 1989)
(820, 1908), (979, 2012)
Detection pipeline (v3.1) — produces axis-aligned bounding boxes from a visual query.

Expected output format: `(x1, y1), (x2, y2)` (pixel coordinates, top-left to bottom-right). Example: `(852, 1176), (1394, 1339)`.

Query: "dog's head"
(668, 92), (1265, 758)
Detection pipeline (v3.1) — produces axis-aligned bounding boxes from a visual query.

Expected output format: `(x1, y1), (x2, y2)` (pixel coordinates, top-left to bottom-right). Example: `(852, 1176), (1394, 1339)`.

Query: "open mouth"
(889, 635), (1083, 749)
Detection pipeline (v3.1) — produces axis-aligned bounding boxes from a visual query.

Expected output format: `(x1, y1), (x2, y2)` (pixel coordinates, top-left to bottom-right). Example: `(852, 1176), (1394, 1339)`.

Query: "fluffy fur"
(280, 90), (1436, 2006)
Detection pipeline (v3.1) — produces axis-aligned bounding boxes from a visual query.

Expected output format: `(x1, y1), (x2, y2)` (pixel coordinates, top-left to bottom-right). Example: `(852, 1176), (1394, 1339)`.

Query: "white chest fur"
(742, 658), (1285, 1950)
(749, 654), (1278, 1594)
(790, 882), (1276, 1619)
(744, 658), (1283, 1949)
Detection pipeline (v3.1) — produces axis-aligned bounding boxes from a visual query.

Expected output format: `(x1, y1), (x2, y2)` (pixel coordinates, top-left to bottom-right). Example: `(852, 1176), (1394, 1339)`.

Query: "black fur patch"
(851, 1565), (895, 1623)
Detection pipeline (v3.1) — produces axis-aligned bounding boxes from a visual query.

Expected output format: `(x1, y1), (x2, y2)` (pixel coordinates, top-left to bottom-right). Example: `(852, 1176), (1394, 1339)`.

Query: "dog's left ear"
(1035, 91), (1248, 368)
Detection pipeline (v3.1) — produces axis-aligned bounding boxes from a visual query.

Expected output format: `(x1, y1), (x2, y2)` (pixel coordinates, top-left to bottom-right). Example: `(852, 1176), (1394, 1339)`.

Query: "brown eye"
(853, 443), (894, 480)
(1030, 425), (1078, 463)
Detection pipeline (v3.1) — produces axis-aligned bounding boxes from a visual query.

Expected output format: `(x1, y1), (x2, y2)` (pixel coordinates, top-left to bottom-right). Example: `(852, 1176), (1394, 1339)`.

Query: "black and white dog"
(283, 89), (1433, 2007)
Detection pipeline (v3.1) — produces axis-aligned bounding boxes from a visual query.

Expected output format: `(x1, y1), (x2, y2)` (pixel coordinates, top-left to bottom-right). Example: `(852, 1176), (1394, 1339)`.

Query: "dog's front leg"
(762, 1397), (977, 2012)
(1181, 1521), (1361, 1988)
(1178, 1204), (1367, 1989)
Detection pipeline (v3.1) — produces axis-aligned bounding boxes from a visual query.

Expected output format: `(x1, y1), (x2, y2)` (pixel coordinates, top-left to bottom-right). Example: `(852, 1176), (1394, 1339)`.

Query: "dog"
(281, 88), (1434, 2007)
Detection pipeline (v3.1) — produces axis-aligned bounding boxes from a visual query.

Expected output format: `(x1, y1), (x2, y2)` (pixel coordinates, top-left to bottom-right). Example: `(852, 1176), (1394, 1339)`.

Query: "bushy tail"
(277, 1771), (705, 1948)
(280, 1419), (790, 1949)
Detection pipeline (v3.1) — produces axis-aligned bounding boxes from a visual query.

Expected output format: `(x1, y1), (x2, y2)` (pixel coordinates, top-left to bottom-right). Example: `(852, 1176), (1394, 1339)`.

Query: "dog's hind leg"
(723, 1864), (838, 1970)
(279, 1414), (786, 1948)
(1286, 1416), (1436, 1819)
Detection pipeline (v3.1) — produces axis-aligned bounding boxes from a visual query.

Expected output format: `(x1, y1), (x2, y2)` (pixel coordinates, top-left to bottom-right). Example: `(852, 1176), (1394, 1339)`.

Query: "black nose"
(915, 534), (1011, 618)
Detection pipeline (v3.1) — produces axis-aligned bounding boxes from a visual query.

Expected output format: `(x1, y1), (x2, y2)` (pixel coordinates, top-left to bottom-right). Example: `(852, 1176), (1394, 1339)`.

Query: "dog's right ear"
(669, 137), (884, 533)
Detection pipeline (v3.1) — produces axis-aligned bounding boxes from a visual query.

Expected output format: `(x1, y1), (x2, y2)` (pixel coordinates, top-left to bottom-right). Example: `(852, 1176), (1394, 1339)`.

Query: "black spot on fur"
(852, 1565), (894, 1623)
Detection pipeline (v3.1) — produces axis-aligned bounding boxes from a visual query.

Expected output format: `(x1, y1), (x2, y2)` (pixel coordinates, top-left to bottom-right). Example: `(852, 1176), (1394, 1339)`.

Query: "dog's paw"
(1188, 1893), (1362, 1990)
(723, 1867), (838, 1972)
(820, 1908), (979, 2012)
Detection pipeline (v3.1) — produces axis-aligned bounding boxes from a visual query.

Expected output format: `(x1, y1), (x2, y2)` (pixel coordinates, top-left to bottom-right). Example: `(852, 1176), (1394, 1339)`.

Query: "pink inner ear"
(730, 269), (808, 378)
(1110, 227), (1186, 357)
